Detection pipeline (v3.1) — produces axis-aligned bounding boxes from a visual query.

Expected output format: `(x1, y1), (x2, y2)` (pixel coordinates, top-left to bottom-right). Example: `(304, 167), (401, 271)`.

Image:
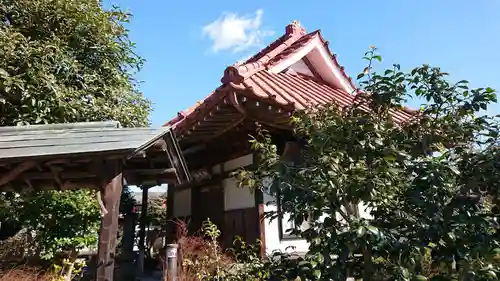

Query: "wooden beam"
(302, 57), (324, 82)
(22, 171), (97, 180)
(0, 179), (99, 192)
(124, 168), (176, 175)
(123, 176), (177, 186)
(151, 139), (167, 151)
(253, 151), (267, 258)
(182, 144), (207, 156)
(204, 116), (246, 144)
(0, 161), (36, 187)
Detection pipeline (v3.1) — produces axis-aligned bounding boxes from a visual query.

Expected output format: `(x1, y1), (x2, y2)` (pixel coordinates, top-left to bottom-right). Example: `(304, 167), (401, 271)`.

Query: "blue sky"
(108, 0), (500, 128)
(109, 1), (499, 192)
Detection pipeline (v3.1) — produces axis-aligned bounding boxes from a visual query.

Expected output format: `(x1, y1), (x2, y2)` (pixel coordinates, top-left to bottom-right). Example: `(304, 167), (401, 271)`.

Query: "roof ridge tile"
(220, 21), (307, 85)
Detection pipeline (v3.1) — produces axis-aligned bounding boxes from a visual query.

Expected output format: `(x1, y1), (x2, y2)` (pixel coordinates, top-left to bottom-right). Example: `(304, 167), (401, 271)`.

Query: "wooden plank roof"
(0, 121), (171, 161)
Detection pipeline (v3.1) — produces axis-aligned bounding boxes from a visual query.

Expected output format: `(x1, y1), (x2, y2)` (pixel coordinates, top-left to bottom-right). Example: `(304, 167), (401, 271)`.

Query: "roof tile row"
(166, 21), (415, 133)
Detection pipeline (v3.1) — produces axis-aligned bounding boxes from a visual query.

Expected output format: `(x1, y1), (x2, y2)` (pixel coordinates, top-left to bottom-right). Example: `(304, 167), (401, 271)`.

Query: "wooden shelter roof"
(0, 121), (170, 161)
(0, 121), (190, 191)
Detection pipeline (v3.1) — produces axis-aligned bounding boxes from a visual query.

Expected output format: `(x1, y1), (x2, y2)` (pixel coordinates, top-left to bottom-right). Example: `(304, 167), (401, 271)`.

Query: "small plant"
(230, 236), (262, 263)
(181, 219), (227, 280)
(50, 258), (87, 281)
(172, 218), (232, 281)
(171, 219), (281, 281)
(225, 237), (267, 281)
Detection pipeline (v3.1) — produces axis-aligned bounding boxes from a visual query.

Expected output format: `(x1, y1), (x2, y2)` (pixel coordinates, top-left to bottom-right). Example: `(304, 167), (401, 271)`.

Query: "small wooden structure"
(164, 21), (413, 255)
(0, 121), (190, 281)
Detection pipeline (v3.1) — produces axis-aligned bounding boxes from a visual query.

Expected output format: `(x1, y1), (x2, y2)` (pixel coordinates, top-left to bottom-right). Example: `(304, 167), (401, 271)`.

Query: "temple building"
(164, 21), (413, 255)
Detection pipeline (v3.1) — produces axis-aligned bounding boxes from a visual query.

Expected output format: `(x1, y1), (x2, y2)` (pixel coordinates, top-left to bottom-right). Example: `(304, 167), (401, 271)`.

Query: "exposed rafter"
(0, 161), (35, 187)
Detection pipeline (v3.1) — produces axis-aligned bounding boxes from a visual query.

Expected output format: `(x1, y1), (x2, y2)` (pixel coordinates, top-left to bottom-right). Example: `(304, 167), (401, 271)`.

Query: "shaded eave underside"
(166, 72), (415, 146)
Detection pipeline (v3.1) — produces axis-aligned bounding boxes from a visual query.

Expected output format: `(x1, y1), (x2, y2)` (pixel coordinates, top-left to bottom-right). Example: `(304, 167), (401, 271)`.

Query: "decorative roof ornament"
(286, 19), (306, 36)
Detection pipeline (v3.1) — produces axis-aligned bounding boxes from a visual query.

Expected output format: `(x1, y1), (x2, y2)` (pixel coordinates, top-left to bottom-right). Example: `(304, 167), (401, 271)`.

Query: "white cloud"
(202, 9), (274, 53)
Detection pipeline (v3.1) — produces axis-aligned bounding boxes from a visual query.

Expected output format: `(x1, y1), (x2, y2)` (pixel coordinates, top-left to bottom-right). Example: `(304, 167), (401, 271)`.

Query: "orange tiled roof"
(165, 21), (414, 131)
(240, 71), (413, 123)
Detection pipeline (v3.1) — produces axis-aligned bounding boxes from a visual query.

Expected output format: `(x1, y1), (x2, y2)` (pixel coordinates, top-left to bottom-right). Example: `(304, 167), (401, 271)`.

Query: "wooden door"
(223, 208), (259, 249)
(197, 185), (225, 233)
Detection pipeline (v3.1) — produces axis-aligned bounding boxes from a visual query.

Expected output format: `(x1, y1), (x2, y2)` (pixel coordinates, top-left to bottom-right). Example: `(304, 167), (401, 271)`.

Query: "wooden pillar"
(118, 213), (136, 280)
(137, 185), (149, 275)
(252, 152), (267, 258)
(96, 162), (123, 281)
(254, 189), (266, 257)
(165, 185), (175, 244)
(164, 186), (176, 280)
(190, 186), (202, 233)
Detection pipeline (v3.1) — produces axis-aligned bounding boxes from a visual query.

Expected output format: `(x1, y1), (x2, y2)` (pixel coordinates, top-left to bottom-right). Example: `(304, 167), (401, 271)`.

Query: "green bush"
(235, 47), (500, 280)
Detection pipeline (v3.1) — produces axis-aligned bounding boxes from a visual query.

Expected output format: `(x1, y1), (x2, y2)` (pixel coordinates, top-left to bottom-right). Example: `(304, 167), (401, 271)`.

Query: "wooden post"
(165, 185), (175, 244)
(137, 185), (149, 275)
(96, 162), (123, 281)
(164, 185), (176, 280)
(118, 213), (136, 280)
(254, 189), (267, 258)
(190, 186), (202, 233)
(252, 153), (267, 257)
(165, 244), (178, 281)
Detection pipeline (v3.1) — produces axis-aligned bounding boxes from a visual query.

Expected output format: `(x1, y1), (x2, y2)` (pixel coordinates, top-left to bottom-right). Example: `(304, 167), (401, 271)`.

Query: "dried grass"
(0, 267), (53, 281)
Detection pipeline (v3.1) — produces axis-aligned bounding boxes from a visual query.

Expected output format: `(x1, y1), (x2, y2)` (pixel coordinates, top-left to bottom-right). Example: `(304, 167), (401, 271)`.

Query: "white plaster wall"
(262, 190), (373, 256)
(223, 154), (253, 171)
(173, 188), (191, 217)
(268, 37), (355, 95)
(288, 59), (314, 77)
(359, 202), (373, 219)
(217, 153), (255, 211)
(263, 201), (310, 255)
(210, 154), (252, 175)
(223, 177), (255, 211)
(262, 191), (309, 255)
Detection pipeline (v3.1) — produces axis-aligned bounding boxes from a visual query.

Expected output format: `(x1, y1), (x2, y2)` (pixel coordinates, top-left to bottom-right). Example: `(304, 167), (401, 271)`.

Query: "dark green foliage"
(236, 47), (500, 280)
(146, 197), (167, 228)
(0, 0), (152, 260)
(8, 190), (100, 260)
(0, 0), (151, 126)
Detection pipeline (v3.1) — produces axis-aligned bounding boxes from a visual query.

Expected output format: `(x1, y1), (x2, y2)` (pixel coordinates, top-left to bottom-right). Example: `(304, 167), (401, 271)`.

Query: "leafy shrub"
(173, 219), (233, 281)
(236, 47), (500, 280)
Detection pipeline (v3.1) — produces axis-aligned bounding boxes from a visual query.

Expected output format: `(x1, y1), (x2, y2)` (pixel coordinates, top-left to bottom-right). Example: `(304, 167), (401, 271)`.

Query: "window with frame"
(276, 140), (312, 240)
(276, 188), (312, 240)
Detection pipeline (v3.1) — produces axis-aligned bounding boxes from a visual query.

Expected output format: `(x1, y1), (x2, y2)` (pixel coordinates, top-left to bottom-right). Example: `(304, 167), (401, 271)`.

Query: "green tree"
(0, 0), (151, 126)
(146, 197), (167, 228)
(0, 0), (152, 264)
(11, 190), (100, 260)
(237, 47), (500, 280)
